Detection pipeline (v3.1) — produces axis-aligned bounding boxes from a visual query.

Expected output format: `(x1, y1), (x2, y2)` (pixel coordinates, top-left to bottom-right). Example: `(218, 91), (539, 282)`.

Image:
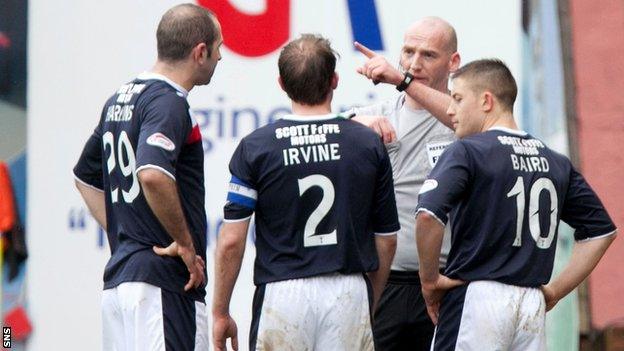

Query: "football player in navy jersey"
(212, 34), (400, 351)
(73, 4), (222, 350)
(415, 59), (617, 350)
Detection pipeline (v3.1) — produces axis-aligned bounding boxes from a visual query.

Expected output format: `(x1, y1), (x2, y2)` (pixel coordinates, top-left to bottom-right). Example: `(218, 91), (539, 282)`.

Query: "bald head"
(278, 34), (338, 105)
(157, 3), (219, 62)
(405, 17), (457, 54)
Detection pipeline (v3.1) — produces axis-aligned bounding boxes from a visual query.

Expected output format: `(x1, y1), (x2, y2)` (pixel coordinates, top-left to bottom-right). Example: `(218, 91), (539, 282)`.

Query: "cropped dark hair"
(157, 4), (218, 62)
(278, 34), (338, 105)
(452, 59), (517, 111)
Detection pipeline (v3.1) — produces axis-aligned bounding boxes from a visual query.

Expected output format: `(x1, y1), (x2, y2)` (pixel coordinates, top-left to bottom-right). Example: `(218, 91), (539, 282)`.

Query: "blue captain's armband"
(227, 175), (257, 209)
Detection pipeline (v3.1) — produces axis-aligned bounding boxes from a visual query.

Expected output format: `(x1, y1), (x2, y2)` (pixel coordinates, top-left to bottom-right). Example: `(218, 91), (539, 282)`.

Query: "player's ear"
(192, 42), (208, 63)
(331, 72), (339, 90)
(278, 76), (286, 92)
(482, 91), (494, 113)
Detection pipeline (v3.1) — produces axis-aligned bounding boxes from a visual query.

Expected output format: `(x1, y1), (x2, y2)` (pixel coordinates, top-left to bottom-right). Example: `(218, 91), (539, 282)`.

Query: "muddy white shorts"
(101, 282), (209, 351)
(250, 273), (374, 351)
(432, 280), (546, 351)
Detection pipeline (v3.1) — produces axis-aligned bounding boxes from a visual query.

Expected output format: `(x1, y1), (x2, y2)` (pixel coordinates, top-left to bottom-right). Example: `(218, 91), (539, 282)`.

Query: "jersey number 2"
(103, 131), (140, 203)
(298, 174), (337, 247)
(506, 176), (558, 249)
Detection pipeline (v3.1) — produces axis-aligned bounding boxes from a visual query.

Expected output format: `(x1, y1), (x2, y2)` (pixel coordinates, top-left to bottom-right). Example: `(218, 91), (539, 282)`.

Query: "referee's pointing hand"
(355, 41), (404, 86)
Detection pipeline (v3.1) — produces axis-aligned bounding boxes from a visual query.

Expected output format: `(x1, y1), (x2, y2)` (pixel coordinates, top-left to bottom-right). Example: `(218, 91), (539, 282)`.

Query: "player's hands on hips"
(421, 274), (464, 325)
(355, 41), (404, 86)
(213, 314), (239, 351)
(540, 284), (559, 312)
(153, 241), (206, 291)
(351, 115), (397, 143)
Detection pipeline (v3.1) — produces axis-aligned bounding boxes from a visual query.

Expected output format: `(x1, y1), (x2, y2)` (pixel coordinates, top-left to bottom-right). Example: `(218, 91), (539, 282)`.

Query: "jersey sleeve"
(349, 95), (401, 117)
(416, 141), (471, 225)
(349, 103), (382, 117)
(561, 166), (617, 241)
(371, 140), (400, 235)
(135, 93), (191, 180)
(73, 124), (104, 191)
(223, 138), (257, 221)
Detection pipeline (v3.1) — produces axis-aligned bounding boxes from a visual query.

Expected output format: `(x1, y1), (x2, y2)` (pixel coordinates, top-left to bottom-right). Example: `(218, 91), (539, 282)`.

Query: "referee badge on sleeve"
(426, 140), (452, 168)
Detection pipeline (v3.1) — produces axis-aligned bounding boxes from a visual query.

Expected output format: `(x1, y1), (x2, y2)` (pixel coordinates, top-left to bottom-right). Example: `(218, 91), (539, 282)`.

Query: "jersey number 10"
(103, 131), (140, 204)
(506, 176), (558, 249)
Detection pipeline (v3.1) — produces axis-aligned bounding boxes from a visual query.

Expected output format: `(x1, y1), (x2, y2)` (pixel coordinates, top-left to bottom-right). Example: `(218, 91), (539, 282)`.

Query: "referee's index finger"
(354, 41), (376, 58)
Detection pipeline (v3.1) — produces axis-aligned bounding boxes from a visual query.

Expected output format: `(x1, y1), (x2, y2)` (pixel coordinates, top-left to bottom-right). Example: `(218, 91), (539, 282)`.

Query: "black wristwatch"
(396, 72), (414, 92)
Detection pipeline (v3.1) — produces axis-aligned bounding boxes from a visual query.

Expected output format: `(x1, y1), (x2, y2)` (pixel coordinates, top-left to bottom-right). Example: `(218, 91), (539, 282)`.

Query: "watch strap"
(396, 72), (414, 92)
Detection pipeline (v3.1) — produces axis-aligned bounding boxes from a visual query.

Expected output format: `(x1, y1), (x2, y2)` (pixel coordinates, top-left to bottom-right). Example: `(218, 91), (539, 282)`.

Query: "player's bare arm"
(368, 234), (397, 311)
(75, 180), (107, 230)
(138, 168), (205, 291)
(416, 211), (464, 324)
(354, 41), (453, 129)
(542, 232), (617, 311)
(212, 220), (249, 351)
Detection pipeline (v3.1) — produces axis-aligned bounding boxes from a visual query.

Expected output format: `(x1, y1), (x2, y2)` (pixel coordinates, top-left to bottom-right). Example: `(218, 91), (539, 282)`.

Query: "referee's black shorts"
(373, 270), (435, 351)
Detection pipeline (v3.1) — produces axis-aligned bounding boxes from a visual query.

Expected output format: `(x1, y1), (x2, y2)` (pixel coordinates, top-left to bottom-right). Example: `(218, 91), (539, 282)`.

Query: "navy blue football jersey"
(73, 73), (207, 301)
(224, 114), (400, 285)
(417, 127), (616, 287)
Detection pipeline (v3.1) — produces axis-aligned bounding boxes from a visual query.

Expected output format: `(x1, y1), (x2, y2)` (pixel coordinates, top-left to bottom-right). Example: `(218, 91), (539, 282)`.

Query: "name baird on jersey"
(498, 135), (550, 172)
(276, 123), (341, 166)
(105, 83), (147, 122)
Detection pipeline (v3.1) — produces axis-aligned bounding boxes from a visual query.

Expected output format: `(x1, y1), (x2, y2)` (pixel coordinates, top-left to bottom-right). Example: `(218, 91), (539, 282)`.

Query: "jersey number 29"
(103, 131), (140, 203)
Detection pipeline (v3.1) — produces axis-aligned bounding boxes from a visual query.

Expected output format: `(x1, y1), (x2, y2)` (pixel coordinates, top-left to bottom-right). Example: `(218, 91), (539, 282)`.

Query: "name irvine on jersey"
(105, 83), (147, 122)
(276, 123), (342, 166)
(497, 135), (550, 173)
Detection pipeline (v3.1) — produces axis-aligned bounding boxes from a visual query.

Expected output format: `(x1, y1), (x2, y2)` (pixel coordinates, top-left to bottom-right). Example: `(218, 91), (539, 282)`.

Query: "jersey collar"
(488, 126), (528, 136)
(137, 72), (189, 98)
(281, 113), (343, 122)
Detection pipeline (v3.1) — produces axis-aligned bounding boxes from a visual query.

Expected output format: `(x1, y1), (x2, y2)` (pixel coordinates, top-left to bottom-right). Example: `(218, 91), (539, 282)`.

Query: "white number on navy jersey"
(507, 177), (525, 246)
(507, 176), (558, 249)
(298, 174), (337, 247)
(103, 131), (140, 203)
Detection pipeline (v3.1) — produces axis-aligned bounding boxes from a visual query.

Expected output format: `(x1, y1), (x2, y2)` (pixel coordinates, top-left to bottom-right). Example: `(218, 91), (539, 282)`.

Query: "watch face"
(396, 73), (414, 91)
